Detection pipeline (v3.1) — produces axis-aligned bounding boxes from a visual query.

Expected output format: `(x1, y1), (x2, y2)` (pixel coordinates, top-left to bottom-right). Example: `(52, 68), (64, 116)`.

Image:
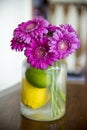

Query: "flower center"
(58, 40), (68, 52)
(35, 47), (47, 59)
(26, 22), (37, 32)
(47, 31), (53, 37)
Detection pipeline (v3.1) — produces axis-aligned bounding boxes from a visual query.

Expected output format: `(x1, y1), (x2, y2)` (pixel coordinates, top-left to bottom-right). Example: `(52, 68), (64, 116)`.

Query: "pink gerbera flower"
(10, 17), (49, 51)
(24, 37), (58, 69)
(13, 17), (49, 44)
(10, 38), (26, 51)
(49, 24), (80, 59)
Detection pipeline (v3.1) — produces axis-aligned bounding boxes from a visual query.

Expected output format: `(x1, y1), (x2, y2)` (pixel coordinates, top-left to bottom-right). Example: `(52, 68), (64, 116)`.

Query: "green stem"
(50, 64), (62, 118)
(50, 62), (66, 118)
(58, 87), (66, 102)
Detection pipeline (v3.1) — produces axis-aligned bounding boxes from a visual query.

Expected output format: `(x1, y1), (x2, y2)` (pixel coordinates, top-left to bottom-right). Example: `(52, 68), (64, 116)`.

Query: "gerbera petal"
(24, 36), (58, 69)
(49, 24), (80, 59)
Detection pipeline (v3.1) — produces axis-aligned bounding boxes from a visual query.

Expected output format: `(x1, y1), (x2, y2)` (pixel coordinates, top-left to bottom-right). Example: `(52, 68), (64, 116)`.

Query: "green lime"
(25, 67), (51, 88)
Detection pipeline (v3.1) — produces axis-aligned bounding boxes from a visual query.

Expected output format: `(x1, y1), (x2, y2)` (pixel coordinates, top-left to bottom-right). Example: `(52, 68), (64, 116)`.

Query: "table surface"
(0, 83), (87, 130)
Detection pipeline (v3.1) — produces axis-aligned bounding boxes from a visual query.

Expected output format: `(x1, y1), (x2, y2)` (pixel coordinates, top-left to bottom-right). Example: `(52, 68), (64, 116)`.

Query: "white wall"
(0, 0), (32, 91)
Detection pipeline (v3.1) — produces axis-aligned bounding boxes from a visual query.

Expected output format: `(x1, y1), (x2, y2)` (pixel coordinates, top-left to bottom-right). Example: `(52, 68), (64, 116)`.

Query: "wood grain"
(0, 83), (87, 130)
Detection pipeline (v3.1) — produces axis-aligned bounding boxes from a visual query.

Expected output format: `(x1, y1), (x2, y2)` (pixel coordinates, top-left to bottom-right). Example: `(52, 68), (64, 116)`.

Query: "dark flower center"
(47, 31), (53, 37)
(26, 22), (37, 32)
(58, 40), (68, 52)
(35, 47), (47, 59)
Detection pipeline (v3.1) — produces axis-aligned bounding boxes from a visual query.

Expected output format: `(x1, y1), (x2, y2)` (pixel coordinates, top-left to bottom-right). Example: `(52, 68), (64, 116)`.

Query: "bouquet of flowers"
(10, 17), (80, 120)
(11, 17), (80, 69)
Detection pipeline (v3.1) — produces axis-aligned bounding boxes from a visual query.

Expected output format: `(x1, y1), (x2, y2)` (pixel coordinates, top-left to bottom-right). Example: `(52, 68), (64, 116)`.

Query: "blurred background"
(0, 0), (87, 91)
(0, 0), (32, 91)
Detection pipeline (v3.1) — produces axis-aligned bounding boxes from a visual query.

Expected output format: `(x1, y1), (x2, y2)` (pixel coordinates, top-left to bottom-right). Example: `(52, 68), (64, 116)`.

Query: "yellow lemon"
(21, 78), (49, 109)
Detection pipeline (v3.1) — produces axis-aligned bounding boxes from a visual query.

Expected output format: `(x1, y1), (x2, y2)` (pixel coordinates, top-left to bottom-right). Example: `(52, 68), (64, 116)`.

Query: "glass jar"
(21, 59), (67, 121)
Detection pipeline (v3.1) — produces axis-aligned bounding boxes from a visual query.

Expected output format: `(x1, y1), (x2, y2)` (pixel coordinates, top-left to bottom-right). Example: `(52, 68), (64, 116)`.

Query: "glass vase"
(21, 59), (67, 121)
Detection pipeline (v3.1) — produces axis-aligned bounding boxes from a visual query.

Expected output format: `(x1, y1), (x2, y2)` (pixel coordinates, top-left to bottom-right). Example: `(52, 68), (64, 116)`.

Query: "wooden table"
(0, 83), (87, 130)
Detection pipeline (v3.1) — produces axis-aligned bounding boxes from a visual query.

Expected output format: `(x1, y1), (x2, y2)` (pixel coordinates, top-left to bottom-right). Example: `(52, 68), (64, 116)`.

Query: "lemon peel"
(22, 78), (49, 109)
